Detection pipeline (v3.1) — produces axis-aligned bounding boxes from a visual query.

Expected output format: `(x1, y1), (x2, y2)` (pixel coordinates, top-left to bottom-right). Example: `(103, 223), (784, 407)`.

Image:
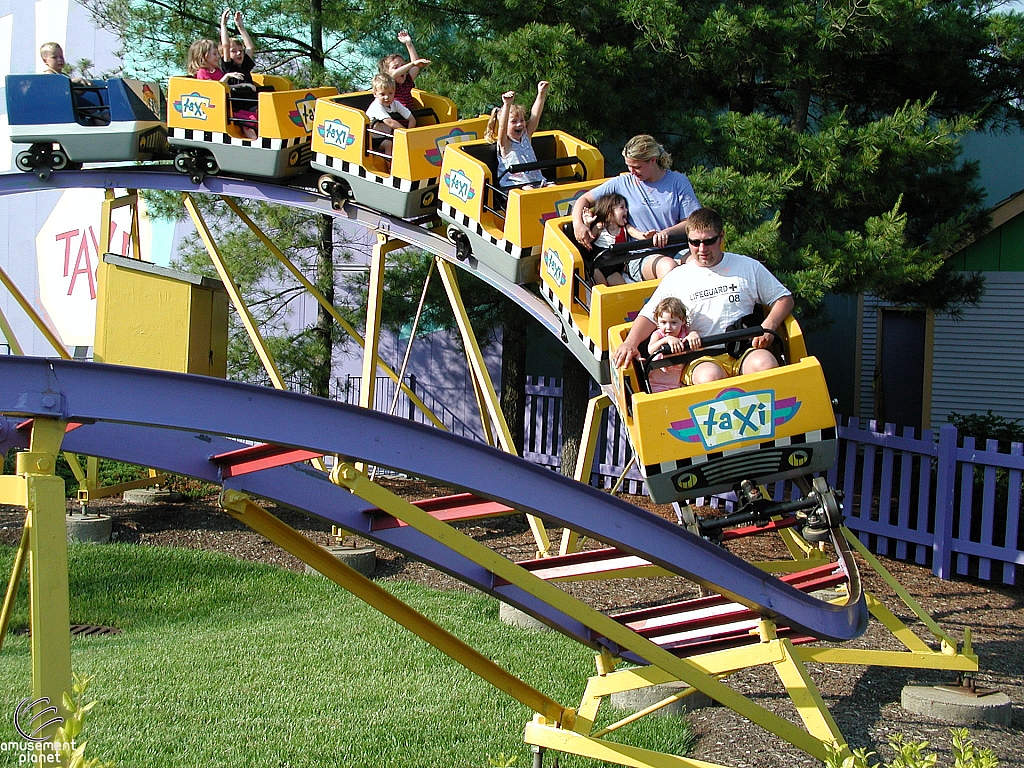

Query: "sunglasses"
(687, 234), (721, 247)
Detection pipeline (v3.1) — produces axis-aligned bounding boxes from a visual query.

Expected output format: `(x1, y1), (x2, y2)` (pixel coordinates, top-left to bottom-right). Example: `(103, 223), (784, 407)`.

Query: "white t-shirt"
(639, 253), (791, 337)
(366, 99), (412, 124)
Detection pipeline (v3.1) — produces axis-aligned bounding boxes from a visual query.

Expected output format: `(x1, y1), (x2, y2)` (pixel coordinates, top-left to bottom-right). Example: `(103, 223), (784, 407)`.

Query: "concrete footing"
(66, 514), (112, 544)
(901, 685), (1012, 726)
(610, 681), (715, 716)
(305, 545), (376, 578)
(498, 603), (553, 631)
(123, 488), (184, 505)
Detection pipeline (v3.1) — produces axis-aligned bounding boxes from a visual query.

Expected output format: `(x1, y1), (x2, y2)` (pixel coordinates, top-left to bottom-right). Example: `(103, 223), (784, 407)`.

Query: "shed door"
(876, 309), (926, 430)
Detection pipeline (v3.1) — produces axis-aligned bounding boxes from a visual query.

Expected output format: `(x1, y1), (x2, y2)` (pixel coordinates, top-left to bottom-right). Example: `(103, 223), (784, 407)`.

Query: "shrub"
(824, 730), (998, 768)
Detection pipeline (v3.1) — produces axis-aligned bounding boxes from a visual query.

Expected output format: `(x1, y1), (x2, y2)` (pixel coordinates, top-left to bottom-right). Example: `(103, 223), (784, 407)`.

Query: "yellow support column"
(99, 188), (141, 257)
(184, 193), (286, 389)
(434, 259), (552, 556)
(20, 419), (71, 738)
(360, 234), (408, 411)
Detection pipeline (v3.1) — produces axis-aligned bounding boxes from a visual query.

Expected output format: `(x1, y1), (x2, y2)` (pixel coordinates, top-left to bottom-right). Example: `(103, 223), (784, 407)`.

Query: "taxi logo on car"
(542, 247), (567, 287)
(668, 387), (801, 450)
(318, 119), (355, 149)
(174, 93), (213, 121)
(289, 93), (318, 131)
(443, 168), (476, 203)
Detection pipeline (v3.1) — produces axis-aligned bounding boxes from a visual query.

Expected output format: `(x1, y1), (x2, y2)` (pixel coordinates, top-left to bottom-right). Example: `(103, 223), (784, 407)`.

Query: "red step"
(209, 443), (324, 478)
(364, 493), (517, 531)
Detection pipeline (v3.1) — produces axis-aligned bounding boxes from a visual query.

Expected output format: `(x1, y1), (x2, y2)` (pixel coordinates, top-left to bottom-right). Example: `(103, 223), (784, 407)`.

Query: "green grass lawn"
(0, 544), (694, 768)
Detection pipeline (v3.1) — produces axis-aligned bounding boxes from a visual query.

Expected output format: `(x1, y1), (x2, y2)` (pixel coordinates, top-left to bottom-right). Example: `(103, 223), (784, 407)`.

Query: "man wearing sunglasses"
(611, 208), (793, 386)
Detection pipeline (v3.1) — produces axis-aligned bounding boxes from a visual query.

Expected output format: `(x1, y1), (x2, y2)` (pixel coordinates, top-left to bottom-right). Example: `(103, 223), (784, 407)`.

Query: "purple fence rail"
(820, 417), (1024, 586)
(521, 380), (1024, 586)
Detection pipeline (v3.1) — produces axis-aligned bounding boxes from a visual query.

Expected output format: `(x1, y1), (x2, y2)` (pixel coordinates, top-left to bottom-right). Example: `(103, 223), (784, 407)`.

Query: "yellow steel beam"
(22, 418), (72, 737)
(99, 188), (141, 258)
(360, 234), (408, 412)
(435, 259), (515, 454)
(525, 719), (728, 768)
(220, 197), (447, 430)
(0, 513), (30, 653)
(330, 463), (840, 761)
(0, 263), (71, 359)
(219, 489), (570, 726)
(560, 394), (612, 556)
(771, 635), (846, 748)
(0, 303), (25, 355)
(794, 646), (978, 670)
(433, 260), (552, 556)
(184, 193), (285, 389)
(843, 527), (961, 649)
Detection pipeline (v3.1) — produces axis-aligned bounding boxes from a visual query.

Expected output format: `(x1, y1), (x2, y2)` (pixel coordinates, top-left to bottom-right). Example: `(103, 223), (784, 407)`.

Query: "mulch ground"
(1, 479), (1022, 768)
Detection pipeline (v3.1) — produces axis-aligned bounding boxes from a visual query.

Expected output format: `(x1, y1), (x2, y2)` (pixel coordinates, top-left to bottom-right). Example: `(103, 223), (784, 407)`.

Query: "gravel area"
(1, 479), (1021, 767)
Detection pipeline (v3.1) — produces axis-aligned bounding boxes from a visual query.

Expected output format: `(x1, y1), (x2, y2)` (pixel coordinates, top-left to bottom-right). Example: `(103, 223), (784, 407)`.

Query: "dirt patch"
(1, 480), (1022, 767)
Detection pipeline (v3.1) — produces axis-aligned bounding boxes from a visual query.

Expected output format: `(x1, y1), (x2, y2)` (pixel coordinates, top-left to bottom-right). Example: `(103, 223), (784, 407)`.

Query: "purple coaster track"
(0, 168), (560, 334)
(0, 357), (867, 652)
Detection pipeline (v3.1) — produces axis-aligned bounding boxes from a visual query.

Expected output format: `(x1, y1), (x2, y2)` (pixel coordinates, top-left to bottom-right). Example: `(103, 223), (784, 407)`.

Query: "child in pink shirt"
(647, 296), (701, 393)
(186, 38), (257, 139)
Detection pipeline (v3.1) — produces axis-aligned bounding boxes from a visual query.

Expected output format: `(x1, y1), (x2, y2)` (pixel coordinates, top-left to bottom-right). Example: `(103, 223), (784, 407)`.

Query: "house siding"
(930, 271), (1024, 426)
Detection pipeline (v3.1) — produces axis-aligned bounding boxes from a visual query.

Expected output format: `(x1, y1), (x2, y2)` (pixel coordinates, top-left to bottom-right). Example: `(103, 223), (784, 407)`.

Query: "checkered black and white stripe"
(170, 128), (306, 149)
(643, 427), (837, 477)
(439, 202), (540, 260)
(314, 154), (435, 192)
(541, 284), (606, 362)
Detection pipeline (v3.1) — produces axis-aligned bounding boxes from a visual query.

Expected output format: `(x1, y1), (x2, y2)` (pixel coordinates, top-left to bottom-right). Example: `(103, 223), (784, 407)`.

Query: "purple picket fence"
(822, 417), (1024, 585)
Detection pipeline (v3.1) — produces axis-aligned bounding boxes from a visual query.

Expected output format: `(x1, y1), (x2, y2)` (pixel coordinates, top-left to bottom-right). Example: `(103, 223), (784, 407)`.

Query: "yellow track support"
(219, 489), (570, 725)
(0, 418), (71, 741)
(329, 462), (849, 765)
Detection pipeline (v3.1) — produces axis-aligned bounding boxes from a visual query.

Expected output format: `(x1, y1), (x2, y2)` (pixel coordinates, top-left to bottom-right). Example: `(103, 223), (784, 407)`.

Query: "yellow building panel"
(94, 254), (228, 377)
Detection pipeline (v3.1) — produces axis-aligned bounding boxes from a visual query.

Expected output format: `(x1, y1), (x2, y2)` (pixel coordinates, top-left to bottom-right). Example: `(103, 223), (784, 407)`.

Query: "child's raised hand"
(537, 81), (550, 96)
(502, 90), (515, 104)
(220, 8), (230, 23)
(234, 10), (246, 27)
(398, 30), (412, 44)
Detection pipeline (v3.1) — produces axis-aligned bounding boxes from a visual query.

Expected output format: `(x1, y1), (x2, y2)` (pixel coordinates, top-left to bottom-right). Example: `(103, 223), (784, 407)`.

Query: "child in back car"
(366, 73), (416, 157)
(582, 193), (653, 285)
(187, 38), (257, 139)
(485, 82), (551, 189)
(647, 297), (701, 393)
(378, 30), (430, 111)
